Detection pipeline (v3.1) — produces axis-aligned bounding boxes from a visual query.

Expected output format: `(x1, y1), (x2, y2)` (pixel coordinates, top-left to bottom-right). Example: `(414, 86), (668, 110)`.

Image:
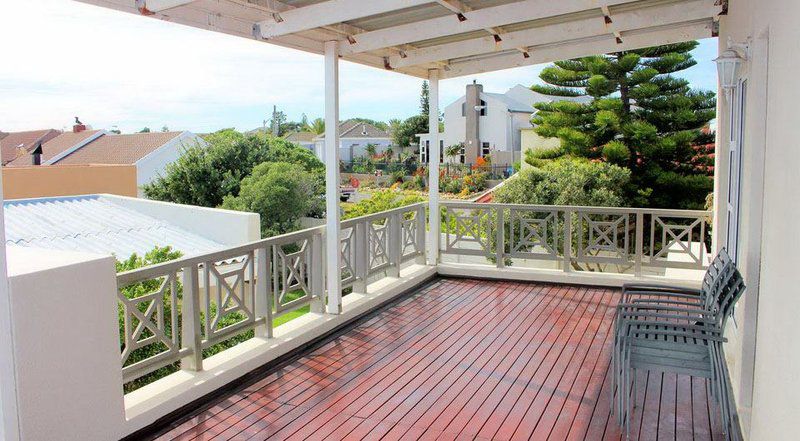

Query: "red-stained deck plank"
(149, 278), (727, 441)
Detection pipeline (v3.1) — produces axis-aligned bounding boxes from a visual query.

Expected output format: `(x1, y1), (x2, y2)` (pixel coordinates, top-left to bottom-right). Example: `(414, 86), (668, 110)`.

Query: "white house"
(314, 120), (393, 162)
(283, 130), (317, 151)
(417, 82), (589, 165)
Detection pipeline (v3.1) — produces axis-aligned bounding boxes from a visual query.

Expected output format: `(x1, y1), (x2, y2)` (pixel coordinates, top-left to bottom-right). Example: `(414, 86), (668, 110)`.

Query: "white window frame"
(726, 78), (747, 263)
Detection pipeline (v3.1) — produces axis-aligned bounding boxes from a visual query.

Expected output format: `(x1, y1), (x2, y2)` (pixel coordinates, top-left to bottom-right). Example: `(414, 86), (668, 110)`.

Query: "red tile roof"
(0, 129), (61, 165)
(54, 132), (183, 165)
(5, 130), (103, 167)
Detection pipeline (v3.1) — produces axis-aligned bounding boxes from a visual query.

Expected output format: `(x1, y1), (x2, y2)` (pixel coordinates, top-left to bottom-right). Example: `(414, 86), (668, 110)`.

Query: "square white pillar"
(427, 69), (440, 264)
(324, 40), (342, 314)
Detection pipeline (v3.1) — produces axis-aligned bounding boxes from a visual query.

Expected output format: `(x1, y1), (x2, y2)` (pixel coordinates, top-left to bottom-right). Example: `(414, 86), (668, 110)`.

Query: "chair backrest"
(702, 248), (745, 328)
(700, 248), (734, 301)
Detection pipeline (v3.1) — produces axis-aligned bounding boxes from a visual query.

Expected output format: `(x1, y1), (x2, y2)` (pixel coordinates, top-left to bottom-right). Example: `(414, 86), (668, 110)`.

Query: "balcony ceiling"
(76, 0), (722, 79)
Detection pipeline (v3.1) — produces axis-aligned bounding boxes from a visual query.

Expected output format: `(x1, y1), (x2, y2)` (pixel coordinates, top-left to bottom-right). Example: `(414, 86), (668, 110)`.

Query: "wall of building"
(5, 247), (125, 440)
(2, 164), (137, 199)
(104, 194), (260, 246)
(717, 1), (800, 439)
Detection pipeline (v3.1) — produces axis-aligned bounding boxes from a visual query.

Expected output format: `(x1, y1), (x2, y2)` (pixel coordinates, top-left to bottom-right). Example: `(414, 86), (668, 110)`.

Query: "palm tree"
(445, 143), (463, 163)
(385, 145), (394, 162)
(305, 118), (325, 135)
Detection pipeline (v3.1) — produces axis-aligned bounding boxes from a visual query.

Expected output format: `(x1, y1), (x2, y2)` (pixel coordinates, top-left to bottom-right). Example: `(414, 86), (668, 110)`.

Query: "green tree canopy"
(143, 130), (323, 207)
(392, 114), (428, 148)
(495, 157), (630, 207)
(221, 162), (323, 237)
(530, 41), (715, 209)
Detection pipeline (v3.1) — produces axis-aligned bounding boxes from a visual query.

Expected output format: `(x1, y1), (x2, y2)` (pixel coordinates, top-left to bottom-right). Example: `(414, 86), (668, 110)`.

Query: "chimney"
(31, 142), (42, 166)
(465, 81), (483, 162)
(73, 116), (86, 133)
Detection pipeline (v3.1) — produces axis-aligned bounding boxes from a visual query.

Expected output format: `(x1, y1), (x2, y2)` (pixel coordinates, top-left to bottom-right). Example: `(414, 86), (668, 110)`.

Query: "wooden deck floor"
(152, 278), (725, 440)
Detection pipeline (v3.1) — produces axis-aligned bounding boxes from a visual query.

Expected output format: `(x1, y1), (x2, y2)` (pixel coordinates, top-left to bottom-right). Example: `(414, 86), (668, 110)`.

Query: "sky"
(0, 0), (720, 134)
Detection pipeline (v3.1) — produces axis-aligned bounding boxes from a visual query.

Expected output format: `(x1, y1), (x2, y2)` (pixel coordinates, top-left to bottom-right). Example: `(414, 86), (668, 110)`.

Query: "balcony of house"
(2, 201), (726, 440)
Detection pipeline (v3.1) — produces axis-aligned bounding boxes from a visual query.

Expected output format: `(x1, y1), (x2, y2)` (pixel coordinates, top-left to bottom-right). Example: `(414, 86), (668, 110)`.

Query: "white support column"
(324, 40), (342, 314)
(0, 157), (19, 440)
(427, 69), (440, 265)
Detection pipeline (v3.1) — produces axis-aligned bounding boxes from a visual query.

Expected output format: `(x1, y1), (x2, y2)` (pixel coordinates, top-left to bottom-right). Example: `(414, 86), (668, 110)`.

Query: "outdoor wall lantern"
(715, 37), (750, 101)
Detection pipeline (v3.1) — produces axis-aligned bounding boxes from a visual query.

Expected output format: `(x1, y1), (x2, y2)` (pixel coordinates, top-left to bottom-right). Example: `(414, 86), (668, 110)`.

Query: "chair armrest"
(620, 322), (726, 343)
(622, 282), (702, 296)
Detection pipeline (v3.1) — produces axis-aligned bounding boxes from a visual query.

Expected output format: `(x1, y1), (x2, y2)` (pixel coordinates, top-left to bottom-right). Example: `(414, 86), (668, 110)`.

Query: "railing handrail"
(117, 202), (427, 285)
(440, 200), (711, 217)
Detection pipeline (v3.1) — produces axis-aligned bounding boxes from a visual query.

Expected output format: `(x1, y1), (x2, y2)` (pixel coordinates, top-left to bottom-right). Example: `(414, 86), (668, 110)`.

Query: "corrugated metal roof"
(4, 195), (226, 260)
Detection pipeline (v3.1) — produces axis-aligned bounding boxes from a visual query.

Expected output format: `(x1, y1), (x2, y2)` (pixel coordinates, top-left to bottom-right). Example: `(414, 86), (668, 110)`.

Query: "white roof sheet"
(4, 195), (226, 260)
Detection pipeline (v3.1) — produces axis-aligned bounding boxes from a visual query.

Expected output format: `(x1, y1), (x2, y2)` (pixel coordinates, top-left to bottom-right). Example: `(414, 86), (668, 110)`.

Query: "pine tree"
(420, 80), (430, 116)
(530, 42), (716, 209)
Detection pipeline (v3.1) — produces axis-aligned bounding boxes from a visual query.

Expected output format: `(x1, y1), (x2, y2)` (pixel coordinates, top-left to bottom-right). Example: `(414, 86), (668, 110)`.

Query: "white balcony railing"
(441, 201), (711, 276)
(116, 201), (710, 390)
(116, 203), (426, 386)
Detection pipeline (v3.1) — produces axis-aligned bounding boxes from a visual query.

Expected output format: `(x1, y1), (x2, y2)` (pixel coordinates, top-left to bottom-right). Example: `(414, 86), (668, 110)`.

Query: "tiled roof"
(0, 129), (61, 165)
(5, 130), (103, 167)
(4, 195), (225, 259)
(53, 131), (184, 165)
(284, 131), (317, 143)
(315, 120), (390, 140)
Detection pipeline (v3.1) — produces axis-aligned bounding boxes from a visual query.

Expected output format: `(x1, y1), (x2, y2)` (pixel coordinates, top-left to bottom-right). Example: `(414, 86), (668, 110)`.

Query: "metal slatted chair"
(612, 249), (745, 439)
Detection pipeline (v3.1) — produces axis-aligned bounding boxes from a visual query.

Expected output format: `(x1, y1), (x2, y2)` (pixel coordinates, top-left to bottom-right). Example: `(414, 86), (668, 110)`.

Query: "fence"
(441, 201), (711, 275)
(116, 203), (426, 386)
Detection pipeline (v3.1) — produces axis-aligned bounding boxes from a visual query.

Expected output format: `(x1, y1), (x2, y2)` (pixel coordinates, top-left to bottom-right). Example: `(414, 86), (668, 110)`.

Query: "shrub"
(221, 162), (323, 237)
(343, 189), (424, 219)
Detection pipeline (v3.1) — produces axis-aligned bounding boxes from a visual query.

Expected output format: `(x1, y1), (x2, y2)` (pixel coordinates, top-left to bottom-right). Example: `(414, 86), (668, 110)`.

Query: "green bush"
(143, 130), (323, 207)
(221, 162), (323, 237)
(343, 189), (424, 220)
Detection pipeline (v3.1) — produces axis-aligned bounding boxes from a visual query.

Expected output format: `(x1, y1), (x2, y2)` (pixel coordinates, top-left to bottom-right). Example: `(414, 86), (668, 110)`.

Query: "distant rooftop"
(4, 195), (226, 259)
(0, 129), (61, 165)
(54, 131), (187, 165)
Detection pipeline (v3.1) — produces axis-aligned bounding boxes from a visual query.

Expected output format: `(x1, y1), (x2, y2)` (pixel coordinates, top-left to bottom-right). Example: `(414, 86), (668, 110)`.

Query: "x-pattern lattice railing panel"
(508, 207), (560, 260)
(202, 252), (257, 347)
(115, 203), (426, 387)
(441, 202), (711, 275)
(444, 203), (494, 256)
(272, 237), (315, 315)
(575, 210), (632, 265)
(118, 270), (184, 383)
(649, 213), (708, 268)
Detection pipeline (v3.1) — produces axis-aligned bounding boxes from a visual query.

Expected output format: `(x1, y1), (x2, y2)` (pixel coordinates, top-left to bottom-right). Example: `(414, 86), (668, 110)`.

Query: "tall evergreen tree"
(530, 42), (715, 209)
(420, 80), (430, 116)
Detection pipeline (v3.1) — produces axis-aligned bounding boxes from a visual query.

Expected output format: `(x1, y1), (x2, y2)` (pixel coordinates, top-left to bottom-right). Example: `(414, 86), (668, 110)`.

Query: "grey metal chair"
(612, 249), (745, 439)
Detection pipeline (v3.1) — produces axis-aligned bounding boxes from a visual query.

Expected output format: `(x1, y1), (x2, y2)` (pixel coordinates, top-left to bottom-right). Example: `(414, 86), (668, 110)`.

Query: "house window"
(481, 142), (491, 157)
(421, 140), (429, 163)
(726, 79), (747, 263)
(439, 140), (444, 163)
(460, 145), (465, 164)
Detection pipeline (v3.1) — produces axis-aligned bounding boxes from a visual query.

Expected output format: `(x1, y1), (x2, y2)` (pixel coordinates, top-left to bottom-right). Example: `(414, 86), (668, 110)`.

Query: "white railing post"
(563, 209), (573, 273)
(310, 233), (325, 313)
(495, 207), (505, 268)
(415, 204), (427, 264)
(387, 212), (402, 277)
(353, 221), (368, 293)
(180, 265), (203, 372)
(635, 211), (644, 277)
(254, 247), (273, 338)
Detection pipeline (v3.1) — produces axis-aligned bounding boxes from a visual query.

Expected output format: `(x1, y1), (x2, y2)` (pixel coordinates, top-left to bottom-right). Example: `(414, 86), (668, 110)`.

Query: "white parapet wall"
(5, 246), (126, 440)
(102, 193), (261, 245)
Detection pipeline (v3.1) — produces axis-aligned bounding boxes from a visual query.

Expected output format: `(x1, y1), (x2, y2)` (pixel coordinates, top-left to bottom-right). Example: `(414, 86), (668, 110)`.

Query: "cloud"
(0, 0), (718, 134)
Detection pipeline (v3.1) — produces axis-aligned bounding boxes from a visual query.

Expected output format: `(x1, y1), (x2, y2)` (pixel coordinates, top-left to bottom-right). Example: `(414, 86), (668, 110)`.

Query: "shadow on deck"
(146, 278), (725, 440)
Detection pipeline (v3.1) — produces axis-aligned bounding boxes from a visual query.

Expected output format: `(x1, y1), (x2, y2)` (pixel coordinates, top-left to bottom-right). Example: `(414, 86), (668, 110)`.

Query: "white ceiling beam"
(135, 0), (194, 14)
(255, 0), (433, 39)
(390, 0), (720, 69)
(339, 0), (644, 55)
(440, 20), (714, 79)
